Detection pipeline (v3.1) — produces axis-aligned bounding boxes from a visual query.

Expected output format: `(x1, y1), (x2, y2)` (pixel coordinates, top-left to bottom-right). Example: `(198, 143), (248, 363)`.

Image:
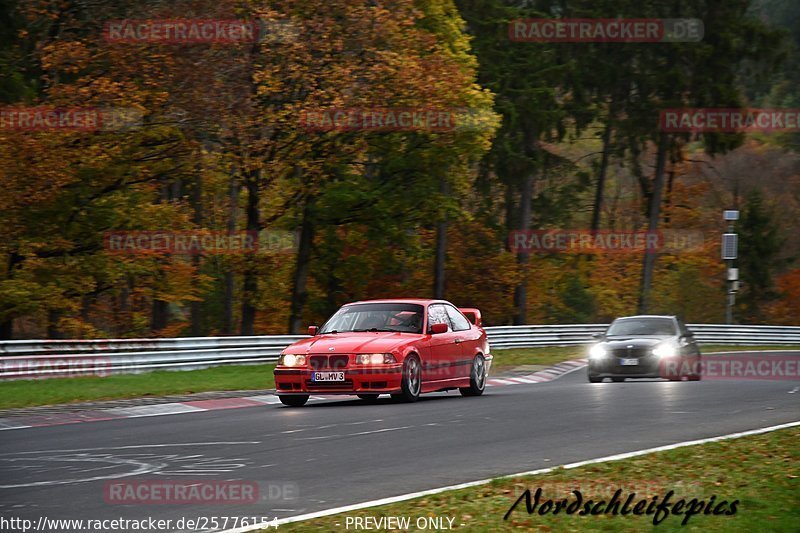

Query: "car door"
(426, 304), (458, 382)
(444, 304), (478, 379)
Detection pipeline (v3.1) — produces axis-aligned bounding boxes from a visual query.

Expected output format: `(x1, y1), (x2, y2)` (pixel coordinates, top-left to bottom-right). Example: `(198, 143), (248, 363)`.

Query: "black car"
(587, 315), (701, 383)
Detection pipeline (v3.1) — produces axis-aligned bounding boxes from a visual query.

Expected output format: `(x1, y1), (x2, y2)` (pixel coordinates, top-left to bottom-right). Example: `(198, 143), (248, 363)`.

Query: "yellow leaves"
(39, 40), (92, 74)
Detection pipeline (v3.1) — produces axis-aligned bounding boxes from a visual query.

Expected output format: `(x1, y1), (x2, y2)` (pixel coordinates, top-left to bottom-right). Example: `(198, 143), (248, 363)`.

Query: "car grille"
(609, 348), (651, 359)
(309, 354), (350, 370)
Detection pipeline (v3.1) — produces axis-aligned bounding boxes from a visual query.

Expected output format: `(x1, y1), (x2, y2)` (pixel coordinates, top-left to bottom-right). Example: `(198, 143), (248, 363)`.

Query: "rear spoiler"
(459, 308), (482, 327)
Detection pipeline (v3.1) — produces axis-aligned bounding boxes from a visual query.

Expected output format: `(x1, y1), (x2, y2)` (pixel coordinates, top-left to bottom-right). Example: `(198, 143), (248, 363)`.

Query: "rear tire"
(278, 395), (309, 407)
(460, 355), (487, 397)
(612, 377), (625, 383)
(394, 355), (421, 402)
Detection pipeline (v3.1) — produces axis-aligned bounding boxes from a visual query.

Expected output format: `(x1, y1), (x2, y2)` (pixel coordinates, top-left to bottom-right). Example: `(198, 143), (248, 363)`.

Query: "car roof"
(345, 298), (448, 306)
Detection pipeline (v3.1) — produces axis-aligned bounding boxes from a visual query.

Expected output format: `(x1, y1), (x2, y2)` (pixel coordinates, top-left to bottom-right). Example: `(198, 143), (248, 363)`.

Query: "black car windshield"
(606, 317), (676, 336)
(320, 303), (424, 334)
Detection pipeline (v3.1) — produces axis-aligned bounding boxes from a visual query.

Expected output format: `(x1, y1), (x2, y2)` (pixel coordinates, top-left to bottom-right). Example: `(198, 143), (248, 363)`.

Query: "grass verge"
(1, 345), (797, 410)
(273, 425), (800, 532)
(0, 363), (276, 410)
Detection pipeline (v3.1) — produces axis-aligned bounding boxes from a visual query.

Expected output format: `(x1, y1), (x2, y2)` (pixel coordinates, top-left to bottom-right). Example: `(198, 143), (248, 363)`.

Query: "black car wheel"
(279, 394), (309, 407)
(588, 373), (602, 383)
(460, 355), (486, 397)
(612, 377), (625, 382)
(688, 355), (702, 380)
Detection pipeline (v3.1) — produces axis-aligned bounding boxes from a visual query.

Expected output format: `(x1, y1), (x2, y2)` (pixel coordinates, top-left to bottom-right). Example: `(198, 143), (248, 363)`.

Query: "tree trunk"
(151, 293), (169, 332)
(591, 99), (616, 232)
(0, 252), (23, 339)
(433, 176), (449, 299)
(513, 170), (535, 325)
(637, 133), (670, 314)
(150, 181), (174, 333)
(289, 200), (315, 334)
(190, 167), (204, 336)
(433, 220), (447, 298)
(240, 170), (261, 336)
(47, 309), (63, 339)
(222, 177), (239, 335)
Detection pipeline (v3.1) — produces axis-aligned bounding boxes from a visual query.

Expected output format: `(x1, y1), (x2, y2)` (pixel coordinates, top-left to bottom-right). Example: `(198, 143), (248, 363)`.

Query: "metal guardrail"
(1, 324), (798, 379)
(485, 324), (800, 349)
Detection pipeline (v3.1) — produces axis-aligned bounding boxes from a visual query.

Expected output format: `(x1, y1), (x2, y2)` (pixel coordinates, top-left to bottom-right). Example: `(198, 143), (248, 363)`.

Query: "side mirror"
(308, 326), (318, 336)
(591, 332), (604, 340)
(430, 323), (448, 334)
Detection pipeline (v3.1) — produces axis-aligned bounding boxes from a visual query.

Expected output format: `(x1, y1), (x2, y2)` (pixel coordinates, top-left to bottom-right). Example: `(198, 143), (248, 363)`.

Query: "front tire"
(688, 355), (702, 381)
(588, 373), (602, 383)
(393, 355), (421, 402)
(278, 395), (309, 407)
(460, 355), (487, 397)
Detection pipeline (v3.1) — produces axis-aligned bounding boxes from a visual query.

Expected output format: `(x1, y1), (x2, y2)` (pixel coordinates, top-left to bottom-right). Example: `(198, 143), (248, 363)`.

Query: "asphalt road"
(1, 363), (799, 532)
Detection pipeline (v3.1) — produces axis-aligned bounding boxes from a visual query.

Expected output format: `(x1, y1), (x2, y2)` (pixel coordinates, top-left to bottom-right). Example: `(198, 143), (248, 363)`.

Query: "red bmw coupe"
(274, 299), (492, 406)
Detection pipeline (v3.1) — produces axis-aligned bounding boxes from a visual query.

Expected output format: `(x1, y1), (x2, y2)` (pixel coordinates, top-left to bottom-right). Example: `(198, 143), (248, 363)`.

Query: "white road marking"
(218, 420), (800, 532)
(0, 442), (261, 455)
(105, 403), (206, 418)
(0, 455), (160, 489)
(0, 419), (31, 431)
(293, 426), (413, 441)
(245, 395), (282, 404)
(507, 377), (537, 384)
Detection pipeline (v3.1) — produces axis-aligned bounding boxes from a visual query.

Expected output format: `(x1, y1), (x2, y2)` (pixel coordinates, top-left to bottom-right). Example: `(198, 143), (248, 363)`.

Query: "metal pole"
(725, 218), (736, 325)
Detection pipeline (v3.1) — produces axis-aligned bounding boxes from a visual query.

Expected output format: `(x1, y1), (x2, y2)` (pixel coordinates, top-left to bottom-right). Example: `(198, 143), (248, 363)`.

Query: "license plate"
(620, 358), (639, 366)
(312, 371), (345, 382)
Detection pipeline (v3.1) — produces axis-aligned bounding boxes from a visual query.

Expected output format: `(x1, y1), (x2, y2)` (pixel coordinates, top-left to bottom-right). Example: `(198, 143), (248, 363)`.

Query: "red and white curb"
(486, 358), (586, 386)
(0, 360), (587, 432)
(0, 395), (305, 431)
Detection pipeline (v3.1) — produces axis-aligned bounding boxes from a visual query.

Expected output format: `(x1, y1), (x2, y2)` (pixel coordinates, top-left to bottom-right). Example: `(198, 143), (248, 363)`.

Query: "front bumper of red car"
(274, 364), (404, 395)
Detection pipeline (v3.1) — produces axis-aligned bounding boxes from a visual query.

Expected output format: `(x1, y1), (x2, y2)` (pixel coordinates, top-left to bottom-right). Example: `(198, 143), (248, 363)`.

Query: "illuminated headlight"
(281, 354), (306, 367)
(355, 353), (397, 365)
(589, 344), (607, 360)
(652, 343), (677, 358)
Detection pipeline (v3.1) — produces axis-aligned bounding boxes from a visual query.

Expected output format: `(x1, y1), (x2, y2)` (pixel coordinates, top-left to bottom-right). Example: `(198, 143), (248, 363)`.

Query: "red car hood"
(283, 332), (424, 355)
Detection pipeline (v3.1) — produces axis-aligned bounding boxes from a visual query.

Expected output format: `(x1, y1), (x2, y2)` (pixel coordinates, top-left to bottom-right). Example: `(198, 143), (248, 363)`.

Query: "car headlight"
(281, 354), (306, 367)
(589, 344), (607, 360)
(355, 353), (397, 365)
(652, 342), (677, 358)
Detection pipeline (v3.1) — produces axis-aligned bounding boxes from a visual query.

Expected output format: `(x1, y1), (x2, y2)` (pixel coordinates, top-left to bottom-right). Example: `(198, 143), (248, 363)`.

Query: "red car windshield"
(320, 303), (424, 334)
